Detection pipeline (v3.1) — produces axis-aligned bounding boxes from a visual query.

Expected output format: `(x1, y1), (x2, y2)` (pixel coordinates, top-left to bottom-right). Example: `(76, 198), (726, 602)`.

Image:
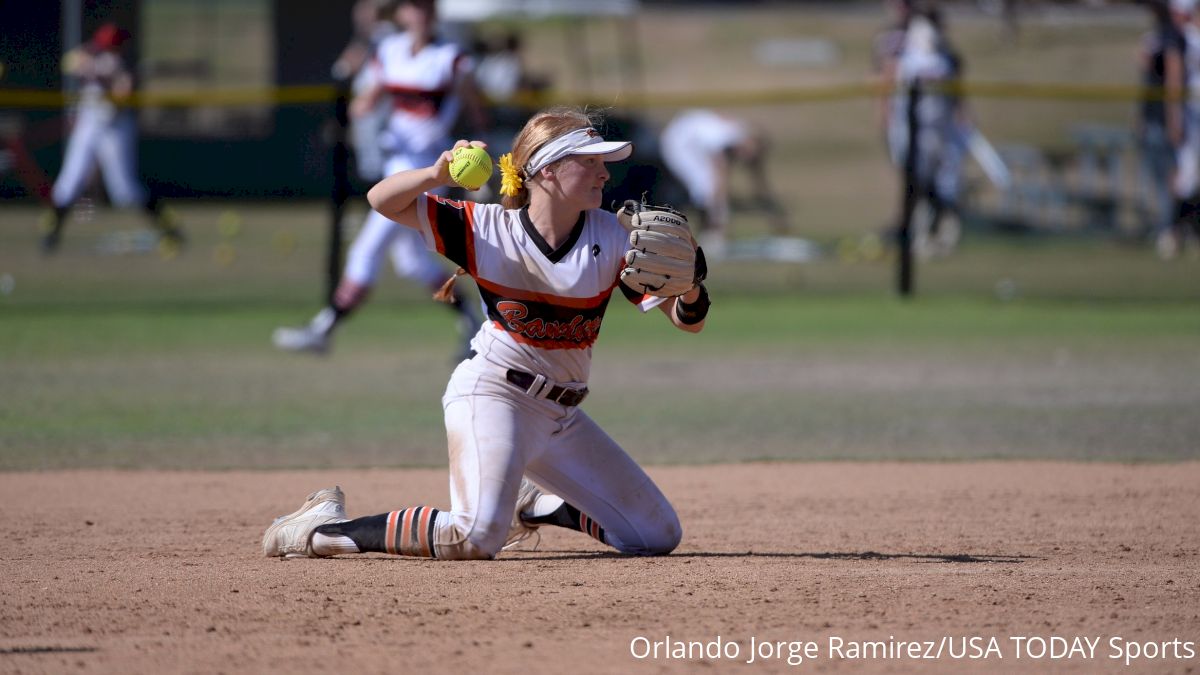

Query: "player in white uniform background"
(263, 107), (710, 561)
(41, 22), (185, 255)
(659, 109), (791, 256)
(1169, 0), (1200, 253)
(887, 9), (967, 257)
(273, 0), (484, 357)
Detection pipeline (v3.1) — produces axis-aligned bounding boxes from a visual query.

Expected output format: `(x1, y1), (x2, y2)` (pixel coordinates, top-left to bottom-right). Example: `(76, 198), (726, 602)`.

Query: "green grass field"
(2, 203), (1197, 470)
(3, 5), (1197, 471)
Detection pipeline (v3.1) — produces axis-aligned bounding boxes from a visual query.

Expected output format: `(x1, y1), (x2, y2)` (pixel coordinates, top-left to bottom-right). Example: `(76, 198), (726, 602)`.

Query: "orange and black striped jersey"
(417, 194), (660, 385)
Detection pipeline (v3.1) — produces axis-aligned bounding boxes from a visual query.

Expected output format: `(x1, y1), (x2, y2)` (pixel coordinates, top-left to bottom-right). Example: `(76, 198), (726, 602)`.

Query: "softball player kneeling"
(264, 107), (710, 560)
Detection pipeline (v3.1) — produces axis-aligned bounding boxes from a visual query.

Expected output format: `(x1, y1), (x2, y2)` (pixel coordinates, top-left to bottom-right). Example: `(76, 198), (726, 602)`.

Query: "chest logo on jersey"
(496, 301), (602, 344)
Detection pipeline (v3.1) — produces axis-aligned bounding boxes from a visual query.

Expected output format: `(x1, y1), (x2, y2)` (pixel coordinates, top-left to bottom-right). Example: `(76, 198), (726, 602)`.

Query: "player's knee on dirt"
(647, 514), (683, 555)
(615, 513), (682, 556)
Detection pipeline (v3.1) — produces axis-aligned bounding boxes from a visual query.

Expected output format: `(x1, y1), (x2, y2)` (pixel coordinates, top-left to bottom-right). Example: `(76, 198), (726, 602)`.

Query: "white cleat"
(272, 325), (331, 355)
(503, 478), (544, 551)
(262, 486), (348, 558)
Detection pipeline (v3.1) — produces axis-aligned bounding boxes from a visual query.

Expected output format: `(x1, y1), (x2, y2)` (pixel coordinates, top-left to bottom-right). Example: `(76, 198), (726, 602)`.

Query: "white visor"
(523, 127), (633, 177)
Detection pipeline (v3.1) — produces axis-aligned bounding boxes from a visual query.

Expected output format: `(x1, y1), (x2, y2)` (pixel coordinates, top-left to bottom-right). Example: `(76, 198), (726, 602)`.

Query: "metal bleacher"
(977, 124), (1159, 237)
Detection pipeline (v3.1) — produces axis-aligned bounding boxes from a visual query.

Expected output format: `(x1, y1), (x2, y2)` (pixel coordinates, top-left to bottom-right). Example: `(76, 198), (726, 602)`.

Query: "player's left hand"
(617, 200), (707, 298)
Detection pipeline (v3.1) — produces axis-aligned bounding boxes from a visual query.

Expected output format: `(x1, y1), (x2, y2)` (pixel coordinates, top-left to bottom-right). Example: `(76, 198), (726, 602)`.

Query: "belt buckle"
(554, 386), (587, 406)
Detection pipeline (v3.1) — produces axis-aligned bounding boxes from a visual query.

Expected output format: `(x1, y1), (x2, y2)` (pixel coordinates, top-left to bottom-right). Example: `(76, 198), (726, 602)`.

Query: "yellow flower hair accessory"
(498, 152), (523, 197)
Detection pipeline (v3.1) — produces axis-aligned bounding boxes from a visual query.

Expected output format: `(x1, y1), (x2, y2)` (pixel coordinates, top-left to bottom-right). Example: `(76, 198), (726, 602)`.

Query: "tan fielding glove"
(617, 200), (707, 298)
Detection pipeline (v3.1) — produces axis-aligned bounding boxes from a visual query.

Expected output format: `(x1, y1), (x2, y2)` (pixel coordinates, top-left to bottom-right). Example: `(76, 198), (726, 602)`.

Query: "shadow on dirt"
(501, 550), (1037, 564)
(0, 646), (98, 655)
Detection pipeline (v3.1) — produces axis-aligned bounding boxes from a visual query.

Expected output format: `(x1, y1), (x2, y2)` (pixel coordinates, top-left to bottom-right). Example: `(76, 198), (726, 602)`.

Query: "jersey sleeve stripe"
(419, 194), (444, 254)
(420, 195), (476, 271)
(463, 201), (478, 276)
(475, 276), (617, 310)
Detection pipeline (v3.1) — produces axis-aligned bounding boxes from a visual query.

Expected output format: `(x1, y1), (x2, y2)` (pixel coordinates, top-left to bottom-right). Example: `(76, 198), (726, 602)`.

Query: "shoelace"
(501, 527), (541, 552)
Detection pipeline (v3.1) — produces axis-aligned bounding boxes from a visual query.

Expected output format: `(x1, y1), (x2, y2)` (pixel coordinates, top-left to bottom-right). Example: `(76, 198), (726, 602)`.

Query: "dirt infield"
(2, 463), (1197, 674)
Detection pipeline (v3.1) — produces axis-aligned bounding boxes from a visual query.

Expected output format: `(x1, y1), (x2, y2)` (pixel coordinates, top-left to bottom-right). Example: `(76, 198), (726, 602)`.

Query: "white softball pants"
(432, 356), (682, 560)
(52, 105), (147, 208)
(343, 151), (448, 289)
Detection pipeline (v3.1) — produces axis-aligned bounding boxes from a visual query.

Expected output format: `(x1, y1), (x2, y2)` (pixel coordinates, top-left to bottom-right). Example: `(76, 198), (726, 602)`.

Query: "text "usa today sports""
(628, 634), (1196, 666)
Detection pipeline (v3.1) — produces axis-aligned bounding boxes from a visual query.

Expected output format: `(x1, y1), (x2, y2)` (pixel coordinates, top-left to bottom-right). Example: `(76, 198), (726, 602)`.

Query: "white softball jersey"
(417, 195), (661, 386)
(371, 33), (467, 156)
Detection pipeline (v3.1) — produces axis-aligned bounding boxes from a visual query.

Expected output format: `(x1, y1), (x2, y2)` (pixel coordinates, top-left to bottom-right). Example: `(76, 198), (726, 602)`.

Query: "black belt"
(505, 369), (589, 407)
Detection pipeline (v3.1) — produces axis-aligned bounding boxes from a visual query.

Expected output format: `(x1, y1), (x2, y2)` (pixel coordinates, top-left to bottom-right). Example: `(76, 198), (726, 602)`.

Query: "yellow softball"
(449, 146), (493, 191)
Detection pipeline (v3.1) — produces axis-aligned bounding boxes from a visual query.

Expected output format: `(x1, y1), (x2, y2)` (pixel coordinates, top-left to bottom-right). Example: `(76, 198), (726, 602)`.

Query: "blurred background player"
(1137, 0), (1189, 258)
(41, 22), (185, 256)
(658, 108), (791, 257)
(886, 8), (968, 258)
(272, 0), (484, 357)
(1180, 1), (1200, 244)
(1166, 0), (1200, 257)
